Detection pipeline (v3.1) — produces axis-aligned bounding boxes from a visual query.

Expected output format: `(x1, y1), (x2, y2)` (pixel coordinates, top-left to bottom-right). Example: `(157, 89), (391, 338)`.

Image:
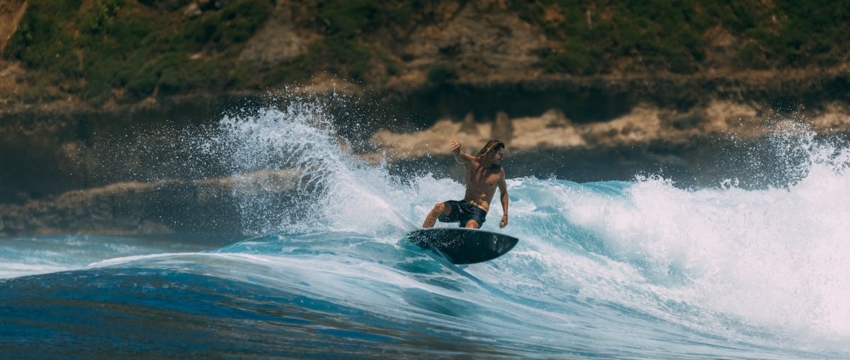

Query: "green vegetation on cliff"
(518, 0), (850, 74)
(3, 0), (849, 105)
(6, 0), (271, 104)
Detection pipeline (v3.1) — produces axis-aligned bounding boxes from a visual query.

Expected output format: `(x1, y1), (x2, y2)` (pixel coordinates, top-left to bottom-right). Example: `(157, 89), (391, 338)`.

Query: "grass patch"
(4, 0), (443, 99)
(515, 0), (850, 73)
(4, 0), (271, 103)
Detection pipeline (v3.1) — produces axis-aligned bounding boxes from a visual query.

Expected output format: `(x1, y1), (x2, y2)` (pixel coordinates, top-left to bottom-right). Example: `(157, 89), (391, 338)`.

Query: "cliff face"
(3, 0), (850, 105)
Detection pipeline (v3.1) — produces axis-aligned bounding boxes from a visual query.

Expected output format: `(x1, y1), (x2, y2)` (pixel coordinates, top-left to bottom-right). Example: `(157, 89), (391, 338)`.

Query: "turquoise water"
(2, 100), (849, 359)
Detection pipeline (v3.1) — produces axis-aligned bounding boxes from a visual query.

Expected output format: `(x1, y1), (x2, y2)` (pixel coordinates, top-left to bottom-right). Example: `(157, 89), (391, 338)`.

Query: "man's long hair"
(477, 140), (505, 156)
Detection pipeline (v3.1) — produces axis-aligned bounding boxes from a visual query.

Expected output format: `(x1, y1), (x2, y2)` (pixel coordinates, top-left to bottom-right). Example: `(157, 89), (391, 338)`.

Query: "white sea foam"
(214, 99), (850, 345)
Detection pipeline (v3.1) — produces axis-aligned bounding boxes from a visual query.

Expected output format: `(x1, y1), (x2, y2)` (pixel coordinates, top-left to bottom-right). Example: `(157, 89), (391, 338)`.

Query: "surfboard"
(404, 228), (519, 264)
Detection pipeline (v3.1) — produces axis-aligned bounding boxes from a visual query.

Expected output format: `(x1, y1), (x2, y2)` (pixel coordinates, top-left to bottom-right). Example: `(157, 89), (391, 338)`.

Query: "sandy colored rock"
(811, 102), (850, 133)
(508, 109), (584, 149)
(459, 112), (478, 135)
(581, 105), (663, 146)
(402, 1), (547, 77)
(238, 0), (310, 70)
(703, 25), (741, 69)
(368, 102), (790, 160)
(371, 119), (500, 159)
(492, 111), (514, 143)
(702, 100), (759, 134)
(0, 0), (26, 52)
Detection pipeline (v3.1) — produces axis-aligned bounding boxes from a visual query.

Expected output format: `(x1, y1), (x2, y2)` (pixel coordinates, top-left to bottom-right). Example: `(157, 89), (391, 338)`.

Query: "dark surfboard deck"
(404, 228), (519, 264)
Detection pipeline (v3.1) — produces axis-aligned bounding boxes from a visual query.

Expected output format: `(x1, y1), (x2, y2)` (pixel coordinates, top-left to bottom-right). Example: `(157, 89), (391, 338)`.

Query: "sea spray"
(213, 95), (421, 235)
(527, 124), (850, 344)
(210, 98), (850, 346)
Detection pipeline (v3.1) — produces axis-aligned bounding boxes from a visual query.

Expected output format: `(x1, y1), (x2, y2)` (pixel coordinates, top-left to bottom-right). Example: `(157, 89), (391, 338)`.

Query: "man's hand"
(450, 140), (461, 155)
(499, 214), (508, 228)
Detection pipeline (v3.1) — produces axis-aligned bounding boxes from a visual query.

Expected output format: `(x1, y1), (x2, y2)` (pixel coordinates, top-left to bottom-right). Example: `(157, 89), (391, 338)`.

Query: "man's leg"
(464, 207), (485, 229)
(422, 202), (450, 228)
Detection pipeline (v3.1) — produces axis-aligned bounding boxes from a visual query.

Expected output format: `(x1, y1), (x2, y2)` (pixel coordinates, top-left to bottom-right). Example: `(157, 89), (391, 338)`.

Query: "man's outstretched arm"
(450, 140), (474, 166)
(498, 169), (509, 228)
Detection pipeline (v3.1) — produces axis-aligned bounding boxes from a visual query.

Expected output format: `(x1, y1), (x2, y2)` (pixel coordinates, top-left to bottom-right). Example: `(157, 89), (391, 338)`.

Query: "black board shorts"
(438, 200), (487, 228)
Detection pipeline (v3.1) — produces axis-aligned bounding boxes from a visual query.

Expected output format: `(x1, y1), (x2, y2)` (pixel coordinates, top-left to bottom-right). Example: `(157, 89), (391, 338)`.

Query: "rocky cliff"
(3, 0), (850, 104)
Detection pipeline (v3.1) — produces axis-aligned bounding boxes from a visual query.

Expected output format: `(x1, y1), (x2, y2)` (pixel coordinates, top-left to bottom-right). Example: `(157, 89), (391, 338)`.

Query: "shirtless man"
(422, 140), (509, 229)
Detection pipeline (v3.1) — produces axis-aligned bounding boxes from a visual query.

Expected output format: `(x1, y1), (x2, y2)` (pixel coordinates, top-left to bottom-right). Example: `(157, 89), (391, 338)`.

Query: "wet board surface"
(404, 228), (519, 264)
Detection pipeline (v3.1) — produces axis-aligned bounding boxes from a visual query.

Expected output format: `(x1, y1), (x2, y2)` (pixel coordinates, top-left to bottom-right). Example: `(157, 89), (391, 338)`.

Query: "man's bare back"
(422, 140), (509, 229)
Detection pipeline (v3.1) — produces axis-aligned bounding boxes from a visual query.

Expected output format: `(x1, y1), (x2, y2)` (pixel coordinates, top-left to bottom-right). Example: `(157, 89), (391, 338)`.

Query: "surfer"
(422, 140), (509, 229)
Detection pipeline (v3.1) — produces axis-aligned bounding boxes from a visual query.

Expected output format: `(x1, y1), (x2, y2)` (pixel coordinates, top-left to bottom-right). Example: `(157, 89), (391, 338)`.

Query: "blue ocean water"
(2, 100), (850, 359)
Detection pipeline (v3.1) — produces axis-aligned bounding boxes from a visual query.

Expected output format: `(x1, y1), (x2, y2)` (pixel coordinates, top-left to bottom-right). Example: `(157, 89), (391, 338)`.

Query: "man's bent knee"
(464, 220), (480, 229)
(433, 202), (449, 215)
(423, 203), (448, 229)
